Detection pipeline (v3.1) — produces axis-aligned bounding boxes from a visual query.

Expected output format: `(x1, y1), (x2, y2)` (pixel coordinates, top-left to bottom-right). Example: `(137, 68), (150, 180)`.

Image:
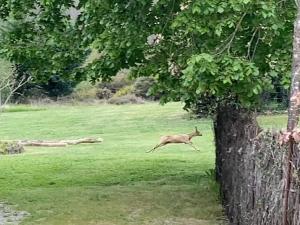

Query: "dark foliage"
(41, 75), (76, 99)
(12, 64), (78, 101)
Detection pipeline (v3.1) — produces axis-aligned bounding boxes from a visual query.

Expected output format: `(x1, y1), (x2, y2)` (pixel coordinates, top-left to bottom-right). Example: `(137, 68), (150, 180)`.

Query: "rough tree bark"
(214, 105), (262, 224)
(284, 4), (300, 225)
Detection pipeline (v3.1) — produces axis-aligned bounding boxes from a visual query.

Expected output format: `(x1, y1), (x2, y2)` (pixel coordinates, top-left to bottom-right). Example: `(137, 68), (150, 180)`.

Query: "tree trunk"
(283, 5), (300, 225)
(287, 6), (300, 131)
(214, 105), (261, 224)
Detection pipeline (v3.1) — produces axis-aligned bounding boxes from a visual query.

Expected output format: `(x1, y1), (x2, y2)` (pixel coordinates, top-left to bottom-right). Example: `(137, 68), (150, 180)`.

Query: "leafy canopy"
(0, 0), (297, 110)
(0, 0), (87, 82)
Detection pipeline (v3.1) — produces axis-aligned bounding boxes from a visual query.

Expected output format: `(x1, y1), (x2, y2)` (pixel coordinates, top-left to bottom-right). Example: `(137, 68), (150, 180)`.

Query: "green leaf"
(253, 87), (259, 95)
(217, 6), (224, 13)
(270, 71), (278, 77)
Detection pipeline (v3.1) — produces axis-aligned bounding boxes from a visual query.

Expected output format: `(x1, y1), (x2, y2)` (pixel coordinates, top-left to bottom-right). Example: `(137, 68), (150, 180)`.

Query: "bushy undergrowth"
(71, 82), (98, 101)
(107, 94), (144, 105)
(113, 85), (134, 98)
(68, 72), (157, 104)
(98, 69), (133, 93)
(133, 77), (156, 99)
(4, 68), (159, 105)
(96, 88), (112, 100)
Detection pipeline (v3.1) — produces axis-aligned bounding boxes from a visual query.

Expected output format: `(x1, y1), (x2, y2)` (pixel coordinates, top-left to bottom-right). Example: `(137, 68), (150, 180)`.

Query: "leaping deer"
(147, 127), (202, 153)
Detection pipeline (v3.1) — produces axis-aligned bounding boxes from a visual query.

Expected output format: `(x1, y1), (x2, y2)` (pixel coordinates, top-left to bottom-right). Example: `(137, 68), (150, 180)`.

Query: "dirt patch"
(0, 202), (30, 225)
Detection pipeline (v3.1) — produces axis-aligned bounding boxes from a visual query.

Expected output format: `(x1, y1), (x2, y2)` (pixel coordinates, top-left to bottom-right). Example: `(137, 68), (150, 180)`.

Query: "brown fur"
(147, 127), (202, 153)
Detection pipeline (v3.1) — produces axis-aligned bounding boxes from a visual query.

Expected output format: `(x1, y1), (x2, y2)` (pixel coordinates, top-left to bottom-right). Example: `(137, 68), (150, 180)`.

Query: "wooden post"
(284, 4), (300, 225)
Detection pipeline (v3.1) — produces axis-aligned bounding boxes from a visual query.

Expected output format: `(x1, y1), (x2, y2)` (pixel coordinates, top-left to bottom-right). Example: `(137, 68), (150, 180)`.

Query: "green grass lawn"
(257, 114), (287, 129)
(0, 102), (225, 225)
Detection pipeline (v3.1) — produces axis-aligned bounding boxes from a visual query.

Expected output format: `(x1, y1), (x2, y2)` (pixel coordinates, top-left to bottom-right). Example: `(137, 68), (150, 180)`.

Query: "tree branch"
(251, 29), (261, 61)
(0, 75), (32, 110)
(216, 13), (247, 55)
(247, 28), (260, 60)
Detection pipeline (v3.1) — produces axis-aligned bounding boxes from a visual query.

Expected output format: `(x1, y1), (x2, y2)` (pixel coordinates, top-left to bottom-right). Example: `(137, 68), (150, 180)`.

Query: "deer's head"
(194, 127), (202, 136)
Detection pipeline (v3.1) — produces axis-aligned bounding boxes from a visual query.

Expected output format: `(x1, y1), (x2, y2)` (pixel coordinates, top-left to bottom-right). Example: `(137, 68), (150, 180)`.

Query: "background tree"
(0, 1), (296, 112)
(79, 0), (296, 113)
(0, 0), (87, 99)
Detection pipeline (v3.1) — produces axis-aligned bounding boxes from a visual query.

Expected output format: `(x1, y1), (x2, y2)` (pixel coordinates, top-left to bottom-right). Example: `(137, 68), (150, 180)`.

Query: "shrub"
(71, 81), (98, 101)
(96, 88), (113, 100)
(133, 77), (157, 99)
(107, 94), (144, 105)
(113, 85), (134, 97)
(98, 69), (133, 93)
(16, 87), (48, 104)
(42, 75), (77, 98)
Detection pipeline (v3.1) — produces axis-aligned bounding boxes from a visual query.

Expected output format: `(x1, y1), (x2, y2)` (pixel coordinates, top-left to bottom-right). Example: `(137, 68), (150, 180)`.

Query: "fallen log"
(62, 138), (103, 145)
(18, 137), (103, 147)
(20, 141), (68, 147)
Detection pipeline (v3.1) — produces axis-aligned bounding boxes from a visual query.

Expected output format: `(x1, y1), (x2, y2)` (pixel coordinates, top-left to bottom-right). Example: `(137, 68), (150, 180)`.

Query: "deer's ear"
(195, 126), (198, 131)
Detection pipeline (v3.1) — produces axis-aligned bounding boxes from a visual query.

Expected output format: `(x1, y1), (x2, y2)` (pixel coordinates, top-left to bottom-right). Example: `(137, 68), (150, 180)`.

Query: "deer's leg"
(147, 143), (166, 153)
(186, 142), (200, 151)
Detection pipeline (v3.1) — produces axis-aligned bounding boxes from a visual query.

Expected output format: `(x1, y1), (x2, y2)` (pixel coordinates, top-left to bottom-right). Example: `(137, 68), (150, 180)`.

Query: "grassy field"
(257, 114), (287, 129)
(0, 102), (227, 225)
